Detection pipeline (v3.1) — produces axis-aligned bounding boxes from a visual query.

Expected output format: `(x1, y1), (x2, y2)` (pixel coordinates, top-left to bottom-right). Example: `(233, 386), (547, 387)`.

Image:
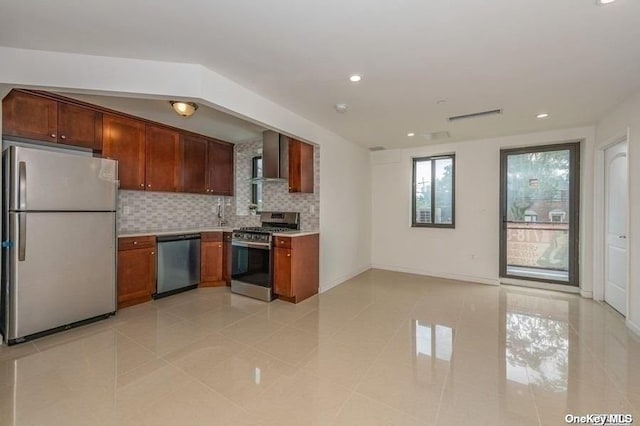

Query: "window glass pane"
(252, 157), (264, 211)
(415, 160), (432, 224)
(434, 158), (453, 224)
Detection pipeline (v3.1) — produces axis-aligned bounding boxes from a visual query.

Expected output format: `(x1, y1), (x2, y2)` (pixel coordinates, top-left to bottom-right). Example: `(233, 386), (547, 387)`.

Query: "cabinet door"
(117, 247), (156, 308)
(289, 139), (314, 193)
(207, 140), (234, 196)
(181, 134), (208, 194)
(2, 90), (58, 142)
(102, 114), (146, 190)
(58, 102), (103, 150)
(200, 241), (224, 286)
(274, 247), (293, 297)
(145, 125), (180, 192)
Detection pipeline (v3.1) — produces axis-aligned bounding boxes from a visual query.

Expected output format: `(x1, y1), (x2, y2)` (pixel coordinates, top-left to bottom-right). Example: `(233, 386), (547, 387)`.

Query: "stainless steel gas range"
(231, 211), (300, 301)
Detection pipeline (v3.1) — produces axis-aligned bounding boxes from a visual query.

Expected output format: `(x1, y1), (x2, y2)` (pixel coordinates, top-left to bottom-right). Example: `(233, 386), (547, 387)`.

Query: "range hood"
(253, 130), (289, 182)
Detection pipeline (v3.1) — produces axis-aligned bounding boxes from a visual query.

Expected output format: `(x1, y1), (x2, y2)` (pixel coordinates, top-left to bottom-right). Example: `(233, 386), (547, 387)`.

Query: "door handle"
(18, 161), (27, 210)
(18, 212), (26, 261)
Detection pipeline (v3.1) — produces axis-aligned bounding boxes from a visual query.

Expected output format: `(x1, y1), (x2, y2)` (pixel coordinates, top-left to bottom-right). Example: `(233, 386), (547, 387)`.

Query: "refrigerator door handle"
(18, 161), (27, 210)
(18, 212), (26, 261)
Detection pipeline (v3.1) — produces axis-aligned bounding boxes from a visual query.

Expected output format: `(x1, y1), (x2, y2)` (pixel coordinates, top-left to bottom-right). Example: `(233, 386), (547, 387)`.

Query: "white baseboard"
(626, 319), (640, 337)
(319, 263), (371, 293)
(580, 290), (593, 299)
(371, 264), (500, 286)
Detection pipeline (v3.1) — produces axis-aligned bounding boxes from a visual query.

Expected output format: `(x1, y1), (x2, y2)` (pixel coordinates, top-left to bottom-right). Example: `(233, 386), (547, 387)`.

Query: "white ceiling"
(59, 93), (265, 143)
(1, 0), (639, 149)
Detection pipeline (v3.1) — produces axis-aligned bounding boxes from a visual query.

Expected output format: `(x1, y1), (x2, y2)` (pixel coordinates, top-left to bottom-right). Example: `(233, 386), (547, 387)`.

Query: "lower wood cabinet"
(222, 232), (232, 286)
(200, 232), (225, 287)
(117, 236), (156, 309)
(273, 234), (319, 303)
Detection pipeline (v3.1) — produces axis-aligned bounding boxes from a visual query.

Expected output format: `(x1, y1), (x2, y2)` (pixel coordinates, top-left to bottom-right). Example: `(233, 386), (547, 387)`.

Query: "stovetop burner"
(239, 226), (293, 233)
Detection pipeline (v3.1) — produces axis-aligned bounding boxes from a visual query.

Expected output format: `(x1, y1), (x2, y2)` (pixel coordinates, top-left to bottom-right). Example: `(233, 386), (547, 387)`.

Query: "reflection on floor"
(1, 269), (639, 425)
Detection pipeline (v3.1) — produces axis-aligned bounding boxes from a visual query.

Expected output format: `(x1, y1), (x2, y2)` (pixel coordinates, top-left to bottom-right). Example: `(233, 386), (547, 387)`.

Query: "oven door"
(231, 241), (272, 287)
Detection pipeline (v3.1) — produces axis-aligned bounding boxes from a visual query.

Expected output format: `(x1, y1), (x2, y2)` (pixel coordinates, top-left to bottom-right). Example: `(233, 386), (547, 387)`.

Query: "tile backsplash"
(117, 138), (319, 234)
(117, 191), (234, 233)
(233, 139), (320, 231)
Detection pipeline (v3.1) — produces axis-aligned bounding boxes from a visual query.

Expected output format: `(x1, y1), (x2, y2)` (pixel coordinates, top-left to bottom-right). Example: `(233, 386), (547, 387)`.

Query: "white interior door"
(604, 141), (628, 316)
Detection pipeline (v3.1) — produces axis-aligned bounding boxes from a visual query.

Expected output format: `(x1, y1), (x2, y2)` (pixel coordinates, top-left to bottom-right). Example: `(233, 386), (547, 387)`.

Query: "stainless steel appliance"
(231, 211), (299, 302)
(1, 145), (117, 345)
(155, 233), (200, 298)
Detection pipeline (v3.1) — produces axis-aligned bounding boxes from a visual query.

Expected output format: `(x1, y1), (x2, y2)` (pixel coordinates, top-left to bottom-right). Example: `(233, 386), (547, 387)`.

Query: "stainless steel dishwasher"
(155, 233), (201, 298)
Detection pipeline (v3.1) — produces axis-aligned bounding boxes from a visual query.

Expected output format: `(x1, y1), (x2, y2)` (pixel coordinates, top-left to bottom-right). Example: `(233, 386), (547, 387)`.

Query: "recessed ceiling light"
(407, 132), (415, 137)
(349, 74), (362, 82)
(596, 0), (616, 5)
(536, 113), (550, 119)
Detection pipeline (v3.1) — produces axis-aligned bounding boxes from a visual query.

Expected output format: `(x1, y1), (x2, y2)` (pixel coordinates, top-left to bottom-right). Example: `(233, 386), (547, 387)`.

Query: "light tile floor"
(1, 269), (639, 425)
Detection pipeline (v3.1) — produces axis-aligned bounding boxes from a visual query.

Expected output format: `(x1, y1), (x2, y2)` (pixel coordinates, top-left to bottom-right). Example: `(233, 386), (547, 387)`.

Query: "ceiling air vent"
(448, 109), (502, 122)
(423, 131), (450, 141)
(368, 146), (385, 152)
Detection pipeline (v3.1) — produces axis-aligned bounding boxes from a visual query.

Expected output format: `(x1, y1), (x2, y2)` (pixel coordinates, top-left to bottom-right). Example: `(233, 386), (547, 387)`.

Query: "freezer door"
(7, 212), (116, 341)
(7, 145), (117, 211)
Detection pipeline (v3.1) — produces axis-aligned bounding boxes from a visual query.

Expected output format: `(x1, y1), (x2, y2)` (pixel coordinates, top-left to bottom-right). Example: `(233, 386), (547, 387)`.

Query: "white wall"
(0, 47), (372, 291)
(595, 89), (640, 334)
(371, 127), (595, 293)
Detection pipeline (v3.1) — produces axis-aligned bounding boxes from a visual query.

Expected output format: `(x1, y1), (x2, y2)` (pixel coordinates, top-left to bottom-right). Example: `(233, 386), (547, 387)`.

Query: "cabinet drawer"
(274, 237), (292, 249)
(201, 232), (223, 242)
(118, 236), (156, 251)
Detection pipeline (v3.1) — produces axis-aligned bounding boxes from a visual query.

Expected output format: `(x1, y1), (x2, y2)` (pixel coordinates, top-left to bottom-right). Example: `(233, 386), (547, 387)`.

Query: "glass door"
(500, 143), (580, 286)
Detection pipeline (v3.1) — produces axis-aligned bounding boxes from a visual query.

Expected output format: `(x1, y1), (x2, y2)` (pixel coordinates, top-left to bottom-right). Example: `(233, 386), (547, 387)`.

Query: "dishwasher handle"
(157, 233), (201, 242)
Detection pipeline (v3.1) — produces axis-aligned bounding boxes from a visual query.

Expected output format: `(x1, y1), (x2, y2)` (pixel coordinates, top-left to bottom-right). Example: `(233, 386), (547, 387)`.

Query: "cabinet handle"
(151, 251), (155, 255)
(133, 241), (138, 245)
(147, 184), (151, 188)
(218, 245), (222, 248)
(60, 135), (66, 140)
(287, 253), (291, 257)
(50, 133), (56, 138)
(140, 183), (144, 188)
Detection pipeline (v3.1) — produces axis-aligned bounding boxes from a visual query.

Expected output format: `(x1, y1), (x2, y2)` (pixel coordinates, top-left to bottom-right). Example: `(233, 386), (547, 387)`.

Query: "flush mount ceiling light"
(170, 101), (198, 117)
(596, 0), (616, 4)
(334, 103), (349, 113)
(349, 74), (362, 83)
(407, 132), (415, 137)
(536, 112), (550, 119)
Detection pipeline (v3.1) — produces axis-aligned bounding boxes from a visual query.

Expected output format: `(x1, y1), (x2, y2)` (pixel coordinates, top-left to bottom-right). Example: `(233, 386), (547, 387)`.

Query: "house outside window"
(412, 154), (455, 228)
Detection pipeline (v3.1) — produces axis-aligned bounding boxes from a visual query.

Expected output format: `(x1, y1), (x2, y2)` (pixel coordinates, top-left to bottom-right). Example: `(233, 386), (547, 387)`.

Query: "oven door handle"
(232, 241), (271, 250)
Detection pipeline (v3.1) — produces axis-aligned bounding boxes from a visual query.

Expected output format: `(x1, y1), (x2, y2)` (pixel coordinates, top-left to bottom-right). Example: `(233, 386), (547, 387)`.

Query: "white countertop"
(272, 230), (320, 237)
(118, 227), (234, 238)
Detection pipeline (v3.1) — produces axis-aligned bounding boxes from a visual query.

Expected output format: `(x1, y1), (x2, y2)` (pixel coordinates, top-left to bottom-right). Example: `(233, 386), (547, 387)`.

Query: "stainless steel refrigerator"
(1, 145), (118, 344)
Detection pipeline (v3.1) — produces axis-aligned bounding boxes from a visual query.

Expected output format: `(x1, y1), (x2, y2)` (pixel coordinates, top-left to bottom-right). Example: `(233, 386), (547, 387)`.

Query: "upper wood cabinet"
(289, 138), (314, 193)
(2, 90), (103, 150)
(145, 125), (180, 192)
(181, 134), (209, 194)
(103, 114), (146, 190)
(3, 90), (58, 142)
(57, 102), (103, 150)
(2, 89), (236, 195)
(207, 140), (234, 196)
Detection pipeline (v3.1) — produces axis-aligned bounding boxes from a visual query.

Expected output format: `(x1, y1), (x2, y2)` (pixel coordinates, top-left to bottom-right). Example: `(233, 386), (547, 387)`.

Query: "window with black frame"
(412, 155), (455, 227)
(251, 156), (263, 212)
